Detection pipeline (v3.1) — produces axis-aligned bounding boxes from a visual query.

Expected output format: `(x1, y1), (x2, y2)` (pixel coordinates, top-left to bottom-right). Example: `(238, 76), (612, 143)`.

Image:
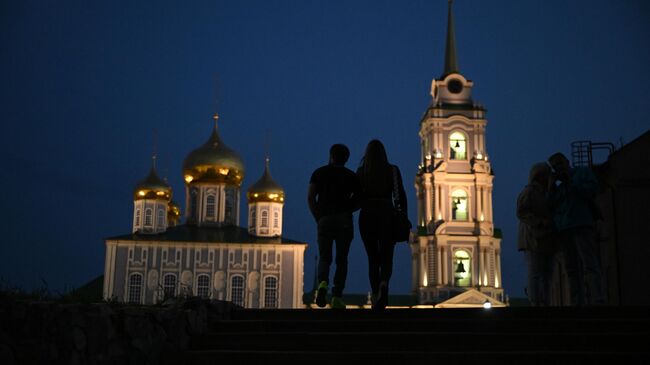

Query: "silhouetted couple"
(308, 140), (407, 310)
(517, 152), (605, 306)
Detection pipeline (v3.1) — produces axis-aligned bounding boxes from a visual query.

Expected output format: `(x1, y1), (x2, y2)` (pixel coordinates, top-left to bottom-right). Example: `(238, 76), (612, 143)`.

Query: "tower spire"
(442, 0), (459, 77)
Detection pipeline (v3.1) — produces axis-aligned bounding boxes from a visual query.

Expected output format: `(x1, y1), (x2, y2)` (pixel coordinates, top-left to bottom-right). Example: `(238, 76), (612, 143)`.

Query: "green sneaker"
(330, 296), (346, 309)
(316, 281), (328, 308)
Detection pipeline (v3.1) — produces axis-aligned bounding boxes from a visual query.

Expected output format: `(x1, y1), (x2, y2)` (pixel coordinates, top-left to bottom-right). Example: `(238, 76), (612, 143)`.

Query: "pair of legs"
(317, 212), (353, 298)
(525, 249), (555, 306)
(560, 227), (606, 306)
(359, 206), (395, 309)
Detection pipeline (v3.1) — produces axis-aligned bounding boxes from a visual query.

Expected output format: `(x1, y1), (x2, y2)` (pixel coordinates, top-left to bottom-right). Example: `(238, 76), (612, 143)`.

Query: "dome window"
(157, 209), (164, 227)
(261, 210), (269, 227)
(206, 195), (216, 218)
(144, 209), (153, 226)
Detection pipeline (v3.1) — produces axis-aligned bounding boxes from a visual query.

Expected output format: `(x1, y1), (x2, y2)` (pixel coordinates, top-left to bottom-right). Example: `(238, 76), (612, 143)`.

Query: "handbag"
(391, 166), (412, 243)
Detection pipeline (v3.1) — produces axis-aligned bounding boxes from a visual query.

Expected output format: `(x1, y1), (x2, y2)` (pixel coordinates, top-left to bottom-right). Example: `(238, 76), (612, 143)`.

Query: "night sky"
(1, 0), (649, 299)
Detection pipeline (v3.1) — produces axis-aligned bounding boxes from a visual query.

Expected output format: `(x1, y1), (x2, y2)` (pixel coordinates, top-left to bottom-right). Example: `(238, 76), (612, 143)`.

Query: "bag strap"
(391, 165), (402, 212)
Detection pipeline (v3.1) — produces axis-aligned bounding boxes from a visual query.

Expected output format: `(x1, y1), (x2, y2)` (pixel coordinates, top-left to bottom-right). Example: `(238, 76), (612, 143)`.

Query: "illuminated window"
(163, 274), (176, 298)
(144, 209), (152, 226)
(206, 195), (216, 218)
(135, 209), (141, 226)
(261, 210), (268, 227)
(196, 274), (210, 299)
(128, 273), (143, 304)
(273, 211), (279, 228)
(264, 276), (278, 308)
(230, 275), (245, 307)
(454, 250), (471, 287)
(157, 209), (164, 227)
(449, 131), (467, 160)
(451, 190), (468, 221)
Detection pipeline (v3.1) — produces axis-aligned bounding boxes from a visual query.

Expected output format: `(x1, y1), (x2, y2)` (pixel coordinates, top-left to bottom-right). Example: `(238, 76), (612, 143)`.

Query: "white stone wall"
(104, 241), (306, 309)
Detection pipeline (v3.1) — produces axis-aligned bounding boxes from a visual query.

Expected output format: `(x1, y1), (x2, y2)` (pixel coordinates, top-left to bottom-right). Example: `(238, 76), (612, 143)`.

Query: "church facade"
(410, 1), (504, 305)
(103, 115), (307, 308)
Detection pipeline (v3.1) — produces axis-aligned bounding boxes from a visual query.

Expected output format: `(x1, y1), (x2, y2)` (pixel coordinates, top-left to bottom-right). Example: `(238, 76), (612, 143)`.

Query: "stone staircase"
(187, 306), (650, 364)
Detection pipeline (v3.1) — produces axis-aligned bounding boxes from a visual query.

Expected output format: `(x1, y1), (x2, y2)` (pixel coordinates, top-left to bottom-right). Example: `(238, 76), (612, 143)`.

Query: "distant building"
(103, 115), (307, 308)
(411, 1), (505, 305)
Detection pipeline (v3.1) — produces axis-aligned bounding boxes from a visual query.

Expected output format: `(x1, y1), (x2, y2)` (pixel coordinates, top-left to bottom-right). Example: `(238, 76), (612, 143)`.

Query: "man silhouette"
(308, 144), (361, 309)
(548, 152), (605, 306)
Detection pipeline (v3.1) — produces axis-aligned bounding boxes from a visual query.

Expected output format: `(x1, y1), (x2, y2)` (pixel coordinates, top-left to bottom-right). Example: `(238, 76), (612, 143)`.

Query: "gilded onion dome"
(182, 114), (245, 186)
(134, 165), (171, 201)
(247, 158), (284, 203)
(167, 200), (181, 222)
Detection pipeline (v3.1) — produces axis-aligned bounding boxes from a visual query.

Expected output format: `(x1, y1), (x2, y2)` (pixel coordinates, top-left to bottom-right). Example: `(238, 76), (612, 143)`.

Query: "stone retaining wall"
(0, 298), (236, 365)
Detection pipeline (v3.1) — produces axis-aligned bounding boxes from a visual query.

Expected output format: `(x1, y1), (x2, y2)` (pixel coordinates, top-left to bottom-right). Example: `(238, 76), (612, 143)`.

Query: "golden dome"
(134, 167), (171, 201)
(167, 200), (181, 227)
(247, 158), (284, 203)
(182, 116), (245, 186)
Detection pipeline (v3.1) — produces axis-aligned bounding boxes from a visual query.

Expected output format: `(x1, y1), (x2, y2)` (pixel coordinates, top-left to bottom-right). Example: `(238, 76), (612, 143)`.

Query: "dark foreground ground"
(2, 298), (649, 365)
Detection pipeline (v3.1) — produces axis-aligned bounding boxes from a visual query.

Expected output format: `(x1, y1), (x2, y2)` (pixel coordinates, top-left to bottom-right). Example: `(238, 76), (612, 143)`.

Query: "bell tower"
(411, 0), (504, 304)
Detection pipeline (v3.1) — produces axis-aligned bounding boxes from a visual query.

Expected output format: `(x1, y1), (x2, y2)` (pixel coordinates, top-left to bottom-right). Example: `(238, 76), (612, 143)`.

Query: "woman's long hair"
(359, 139), (392, 196)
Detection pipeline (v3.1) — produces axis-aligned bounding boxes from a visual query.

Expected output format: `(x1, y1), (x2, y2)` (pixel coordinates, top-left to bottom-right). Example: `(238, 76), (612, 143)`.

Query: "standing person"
(357, 140), (407, 310)
(308, 144), (361, 309)
(517, 162), (556, 306)
(548, 152), (605, 306)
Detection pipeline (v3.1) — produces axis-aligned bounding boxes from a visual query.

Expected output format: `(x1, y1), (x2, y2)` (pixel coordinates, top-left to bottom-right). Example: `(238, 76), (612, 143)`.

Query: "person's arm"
(307, 183), (320, 222)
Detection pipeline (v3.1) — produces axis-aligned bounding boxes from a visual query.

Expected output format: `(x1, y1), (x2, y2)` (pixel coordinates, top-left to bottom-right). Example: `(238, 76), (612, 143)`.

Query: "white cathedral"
(410, 0), (505, 306)
(102, 115), (307, 308)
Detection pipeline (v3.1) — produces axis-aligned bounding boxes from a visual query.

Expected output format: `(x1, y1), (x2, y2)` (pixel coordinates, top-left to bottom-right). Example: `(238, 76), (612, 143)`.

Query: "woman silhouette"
(357, 140), (407, 310)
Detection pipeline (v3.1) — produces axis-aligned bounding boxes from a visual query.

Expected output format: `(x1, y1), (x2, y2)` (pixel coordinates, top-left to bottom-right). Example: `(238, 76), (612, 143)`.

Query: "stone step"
(185, 350), (647, 364)
(187, 306), (650, 362)
(227, 307), (650, 321)
(191, 331), (645, 352)
(209, 317), (650, 333)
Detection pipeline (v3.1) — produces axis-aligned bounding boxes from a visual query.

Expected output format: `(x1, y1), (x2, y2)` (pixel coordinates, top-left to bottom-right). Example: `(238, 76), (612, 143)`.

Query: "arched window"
(453, 250), (471, 287)
(135, 209), (141, 226)
(196, 274), (210, 299)
(230, 275), (245, 307)
(449, 131), (467, 160)
(206, 195), (216, 218)
(261, 210), (268, 227)
(144, 209), (153, 226)
(157, 209), (164, 227)
(273, 211), (279, 228)
(163, 274), (176, 299)
(128, 273), (143, 304)
(250, 207), (257, 229)
(451, 190), (468, 221)
(264, 276), (278, 308)
(190, 189), (198, 220)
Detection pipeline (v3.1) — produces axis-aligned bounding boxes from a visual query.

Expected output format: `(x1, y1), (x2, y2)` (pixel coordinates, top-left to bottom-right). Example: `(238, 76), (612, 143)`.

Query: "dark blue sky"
(1, 0), (648, 299)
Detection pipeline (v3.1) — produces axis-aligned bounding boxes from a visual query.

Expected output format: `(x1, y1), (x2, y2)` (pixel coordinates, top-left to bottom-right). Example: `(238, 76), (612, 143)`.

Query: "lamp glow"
(184, 175), (193, 183)
(483, 300), (492, 309)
